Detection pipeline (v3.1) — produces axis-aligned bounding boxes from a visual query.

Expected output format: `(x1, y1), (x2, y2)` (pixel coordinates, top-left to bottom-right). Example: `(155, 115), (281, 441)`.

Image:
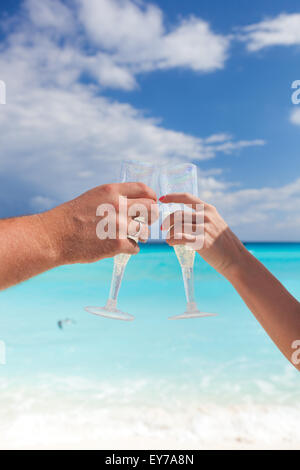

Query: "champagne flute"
(159, 163), (216, 320)
(85, 161), (156, 321)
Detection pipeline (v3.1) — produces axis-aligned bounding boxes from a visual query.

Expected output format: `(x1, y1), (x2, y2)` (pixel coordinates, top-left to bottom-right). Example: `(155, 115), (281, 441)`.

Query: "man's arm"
(161, 193), (300, 370)
(0, 214), (60, 290)
(0, 182), (158, 290)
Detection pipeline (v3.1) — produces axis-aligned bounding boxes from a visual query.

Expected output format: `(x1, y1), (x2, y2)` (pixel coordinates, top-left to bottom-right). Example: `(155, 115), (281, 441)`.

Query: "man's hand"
(41, 182), (158, 264)
(0, 182), (158, 290)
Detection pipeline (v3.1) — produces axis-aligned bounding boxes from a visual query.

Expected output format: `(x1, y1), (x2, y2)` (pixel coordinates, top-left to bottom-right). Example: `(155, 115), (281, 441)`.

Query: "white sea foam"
(0, 376), (299, 449)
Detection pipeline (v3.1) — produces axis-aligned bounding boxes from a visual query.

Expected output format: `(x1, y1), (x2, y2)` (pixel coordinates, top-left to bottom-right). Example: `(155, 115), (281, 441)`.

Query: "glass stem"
(106, 254), (130, 310)
(181, 266), (197, 311)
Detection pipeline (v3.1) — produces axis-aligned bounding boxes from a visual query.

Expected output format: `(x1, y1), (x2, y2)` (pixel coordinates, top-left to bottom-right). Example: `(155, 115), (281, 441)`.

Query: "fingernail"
(160, 224), (162, 230)
(159, 196), (166, 202)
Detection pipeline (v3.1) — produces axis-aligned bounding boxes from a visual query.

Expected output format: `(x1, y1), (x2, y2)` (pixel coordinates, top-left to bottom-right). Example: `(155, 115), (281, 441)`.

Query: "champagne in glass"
(85, 161), (156, 321)
(160, 163), (216, 320)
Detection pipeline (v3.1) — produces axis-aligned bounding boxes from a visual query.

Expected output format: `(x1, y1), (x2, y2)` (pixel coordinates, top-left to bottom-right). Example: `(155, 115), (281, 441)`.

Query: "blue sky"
(0, 0), (300, 240)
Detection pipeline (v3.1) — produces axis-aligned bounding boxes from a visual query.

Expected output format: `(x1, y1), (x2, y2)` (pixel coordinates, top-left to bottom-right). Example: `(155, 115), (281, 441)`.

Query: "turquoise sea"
(0, 243), (299, 449)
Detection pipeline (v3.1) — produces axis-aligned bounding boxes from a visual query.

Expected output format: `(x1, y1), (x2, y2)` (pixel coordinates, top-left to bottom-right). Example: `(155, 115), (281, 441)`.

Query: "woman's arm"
(160, 193), (300, 370)
(225, 248), (300, 369)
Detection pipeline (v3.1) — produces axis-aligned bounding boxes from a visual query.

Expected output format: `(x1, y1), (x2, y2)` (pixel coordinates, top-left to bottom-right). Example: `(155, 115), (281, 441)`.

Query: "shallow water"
(0, 243), (300, 448)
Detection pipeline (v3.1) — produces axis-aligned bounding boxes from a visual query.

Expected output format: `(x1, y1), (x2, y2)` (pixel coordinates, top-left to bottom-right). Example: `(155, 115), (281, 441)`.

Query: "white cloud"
(0, 0), (263, 206)
(0, 84), (263, 203)
(25, 0), (75, 34)
(290, 108), (300, 126)
(159, 17), (230, 72)
(206, 178), (300, 240)
(77, 0), (230, 77)
(240, 13), (300, 51)
(77, 0), (164, 55)
(204, 133), (265, 151)
(0, 0), (230, 93)
(1, 0), (297, 240)
(30, 196), (56, 211)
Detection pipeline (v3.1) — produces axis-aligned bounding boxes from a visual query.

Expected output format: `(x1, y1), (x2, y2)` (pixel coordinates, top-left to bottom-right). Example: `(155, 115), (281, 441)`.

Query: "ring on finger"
(128, 216), (146, 242)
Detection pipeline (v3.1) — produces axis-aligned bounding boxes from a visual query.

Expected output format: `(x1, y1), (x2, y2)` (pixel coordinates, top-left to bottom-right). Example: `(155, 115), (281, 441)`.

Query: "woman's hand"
(161, 192), (300, 370)
(160, 193), (246, 278)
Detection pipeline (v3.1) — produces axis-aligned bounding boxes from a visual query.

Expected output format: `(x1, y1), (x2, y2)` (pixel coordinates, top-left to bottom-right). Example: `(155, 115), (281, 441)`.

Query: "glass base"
(85, 299), (134, 321)
(168, 311), (217, 320)
(168, 302), (217, 320)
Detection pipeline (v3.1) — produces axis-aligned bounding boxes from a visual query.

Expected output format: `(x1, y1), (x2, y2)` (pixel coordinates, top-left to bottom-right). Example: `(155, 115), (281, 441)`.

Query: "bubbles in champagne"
(114, 253), (131, 274)
(174, 245), (195, 268)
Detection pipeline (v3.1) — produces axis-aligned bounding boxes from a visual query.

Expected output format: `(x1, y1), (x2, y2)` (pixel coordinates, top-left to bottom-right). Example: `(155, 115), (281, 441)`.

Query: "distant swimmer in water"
(57, 318), (76, 330)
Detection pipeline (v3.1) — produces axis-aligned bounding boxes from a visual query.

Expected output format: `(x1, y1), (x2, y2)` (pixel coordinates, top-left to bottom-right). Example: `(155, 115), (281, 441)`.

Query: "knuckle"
(112, 195), (121, 210)
(102, 183), (115, 195)
(207, 203), (216, 212)
(136, 182), (148, 193)
(131, 244), (140, 255)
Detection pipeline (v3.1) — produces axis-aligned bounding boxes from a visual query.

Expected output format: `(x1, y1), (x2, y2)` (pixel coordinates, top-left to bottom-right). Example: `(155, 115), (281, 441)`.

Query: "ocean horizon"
(1, 242), (299, 449)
